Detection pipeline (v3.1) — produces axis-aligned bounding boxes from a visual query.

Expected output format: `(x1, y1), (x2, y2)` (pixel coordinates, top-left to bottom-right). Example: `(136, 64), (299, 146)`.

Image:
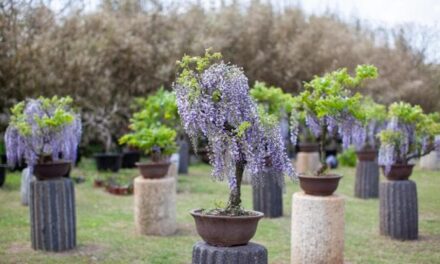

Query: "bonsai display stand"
(291, 192), (344, 264)
(178, 139), (189, 174)
(134, 176), (176, 236)
(295, 152), (320, 174)
(380, 180), (418, 240)
(354, 159), (379, 198)
(192, 241), (268, 264)
(252, 168), (283, 218)
(30, 178), (76, 252)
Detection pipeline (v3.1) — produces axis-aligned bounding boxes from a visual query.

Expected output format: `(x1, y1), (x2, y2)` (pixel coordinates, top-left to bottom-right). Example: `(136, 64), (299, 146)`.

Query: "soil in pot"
(382, 164), (414, 181)
(0, 165), (7, 187)
(33, 161), (72, 181)
(297, 143), (320, 153)
(94, 153), (122, 172)
(136, 162), (170, 179)
(122, 151), (141, 168)
(190, 209), (264, 247)
(356, 149), (377, 161)
(299, 174), (343, 196)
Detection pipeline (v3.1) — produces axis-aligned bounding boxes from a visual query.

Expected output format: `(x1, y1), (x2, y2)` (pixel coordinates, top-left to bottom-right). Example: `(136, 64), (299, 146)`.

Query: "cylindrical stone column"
(252, 167), (283, 218)
(192, 241), (268, 264)
(354, 160), (379, 198)
(178, 139), (189, 174)
(291, 192), (344, 264)
(30, 178), (76, 252)
(21, 167), (32, 206)
(134, 176), (176, 236)
(380, 180), (418, 240)
(295, 152), (321, 174)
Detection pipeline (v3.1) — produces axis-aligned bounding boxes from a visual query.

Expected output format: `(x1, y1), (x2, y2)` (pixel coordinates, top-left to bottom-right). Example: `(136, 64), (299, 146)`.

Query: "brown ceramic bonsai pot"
(356, 149), (377, 161)
(298, 174), (343, 196)
(298, 143), (320, 153)
(382, 164), (414, 181)
(190, 209), (264, 247)
(136, 162), (171, 179)
(33, 160), (72, 181)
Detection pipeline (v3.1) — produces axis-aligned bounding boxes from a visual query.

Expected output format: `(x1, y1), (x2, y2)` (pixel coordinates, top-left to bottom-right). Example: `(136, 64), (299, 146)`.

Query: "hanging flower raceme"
(5, 96), (82, 169)
(173, 50), (295, 190)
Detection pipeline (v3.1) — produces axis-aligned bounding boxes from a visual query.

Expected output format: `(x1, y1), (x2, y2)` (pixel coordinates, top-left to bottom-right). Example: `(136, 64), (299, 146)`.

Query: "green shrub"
(338, 147), (357, 167)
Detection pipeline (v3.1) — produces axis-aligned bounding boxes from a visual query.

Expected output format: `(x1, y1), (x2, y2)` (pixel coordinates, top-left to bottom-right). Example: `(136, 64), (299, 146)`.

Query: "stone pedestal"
(21, 167), (32, 206)
(178, 139), (189, 174)
(420, 151), (440, 170)
(134, 176), (176, 236)
(354, 160), (379, 199)
(380, 180), (418, 240)
(252, 167), (283, 218)
(192, 241), (268, 264)
(291, 192), (344, 264)
(295, 152), (321, 174)
(30, 178), (76, 252)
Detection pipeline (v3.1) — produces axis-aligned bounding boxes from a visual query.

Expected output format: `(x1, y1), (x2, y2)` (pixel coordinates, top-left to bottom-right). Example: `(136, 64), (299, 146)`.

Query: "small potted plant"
(119, 126), (177, 179)
(173, 50), (294, 246)
(291, 65), (378, 195)
(4, 96), (82, 180)
(378, 102), (440, 180)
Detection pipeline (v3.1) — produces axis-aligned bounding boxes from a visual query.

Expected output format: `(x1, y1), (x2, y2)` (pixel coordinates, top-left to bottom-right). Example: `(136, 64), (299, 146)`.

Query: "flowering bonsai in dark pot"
(119, 125), (177, 179)
(378, 102), (440, 180)
(174, 50), (294, 246)
(4, 96), (82, 180)
(291, 65), (378, 196)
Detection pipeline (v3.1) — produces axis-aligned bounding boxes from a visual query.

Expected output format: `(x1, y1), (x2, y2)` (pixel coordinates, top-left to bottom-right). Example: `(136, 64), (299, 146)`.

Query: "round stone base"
(192, 241), (268, 264)
(30, 178), (76, 252)
(380, 180), (418, 240)
(291, 192), (344, 264)
(252, 167), (283, 218)
(354, 160), (379, 199)
(134, 176), (176, 236)
(295, 152), (321, 174)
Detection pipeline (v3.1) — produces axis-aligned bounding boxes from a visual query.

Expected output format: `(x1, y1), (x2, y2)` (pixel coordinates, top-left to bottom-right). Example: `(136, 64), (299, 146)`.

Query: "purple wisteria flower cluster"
(5, 96), (82, 170)
(174, 51), (294, 196)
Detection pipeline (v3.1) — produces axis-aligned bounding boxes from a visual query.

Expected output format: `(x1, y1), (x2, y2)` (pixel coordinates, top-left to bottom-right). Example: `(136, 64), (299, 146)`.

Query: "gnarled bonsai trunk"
(227, 161), (245, 212)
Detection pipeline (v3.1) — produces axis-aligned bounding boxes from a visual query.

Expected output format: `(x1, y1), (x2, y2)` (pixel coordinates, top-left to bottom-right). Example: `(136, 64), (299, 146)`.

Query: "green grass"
(0, 159), (439, 263)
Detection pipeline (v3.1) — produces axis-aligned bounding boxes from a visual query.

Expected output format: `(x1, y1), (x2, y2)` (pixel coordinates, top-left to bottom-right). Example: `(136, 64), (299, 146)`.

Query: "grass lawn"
(1, 159), (439, 263)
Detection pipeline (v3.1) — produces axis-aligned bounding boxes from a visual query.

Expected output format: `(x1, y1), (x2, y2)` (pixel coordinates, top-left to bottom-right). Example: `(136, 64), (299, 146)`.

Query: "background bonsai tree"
(354, 97), (387, 151)
(290, 65), (378, 175)
(4, 96), (82, 169)
(173, 49), (294, 215)
(378, 102), (440, 173)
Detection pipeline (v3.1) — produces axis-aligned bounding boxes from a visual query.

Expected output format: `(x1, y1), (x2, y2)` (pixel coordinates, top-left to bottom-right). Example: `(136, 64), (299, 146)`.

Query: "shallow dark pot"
(94, 179), (106, 188)
(382, 164), (414, 181)
(299, 174), (343, 196)
(190, 209), (264, 247)
(298, 143), (320, 153)
(136, 162), (170, 179)
(94, 153), (122, 172)
(0, 164), (7, 187)
(33, 161), (72, 181)
(122, 151), (141, 168)
(356, 149), (377, 161)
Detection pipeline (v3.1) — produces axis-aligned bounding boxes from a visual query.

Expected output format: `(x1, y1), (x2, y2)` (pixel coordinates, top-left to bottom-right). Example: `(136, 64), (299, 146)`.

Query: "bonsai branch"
(316, 122), (328, 176)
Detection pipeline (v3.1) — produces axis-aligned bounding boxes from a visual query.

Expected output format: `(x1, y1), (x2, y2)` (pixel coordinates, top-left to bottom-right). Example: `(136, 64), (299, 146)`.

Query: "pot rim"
(190, 209), (264, 219)
(135, 161), (171, 166)
(298, 174), (343, 179)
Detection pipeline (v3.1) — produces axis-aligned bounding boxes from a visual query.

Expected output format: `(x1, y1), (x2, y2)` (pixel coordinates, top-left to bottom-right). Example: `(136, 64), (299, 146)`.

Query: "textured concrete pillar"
(178, 139), (189, 174)
(291, 192), (344, 264)
(21, 167), (32, 206)
(380, 180), (418, 240)
(419, 151), (440, 170)
(192, 241), (268, 264)
(252, 167), (283, 218)
(295, 152), (321, 174)
(355, 160), (379, 199)
(134, 176), (176, 236)
(30, 178), (76, 252)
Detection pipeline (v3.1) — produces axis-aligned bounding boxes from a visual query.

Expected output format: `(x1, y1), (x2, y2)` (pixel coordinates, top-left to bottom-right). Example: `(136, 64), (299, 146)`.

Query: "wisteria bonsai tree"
(291, 65), (378, 175)
(5, 96), (82, 170)
(378, 102), (440, 174)
(354, 97), (387, 151)
(173, 50), (294, 215)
